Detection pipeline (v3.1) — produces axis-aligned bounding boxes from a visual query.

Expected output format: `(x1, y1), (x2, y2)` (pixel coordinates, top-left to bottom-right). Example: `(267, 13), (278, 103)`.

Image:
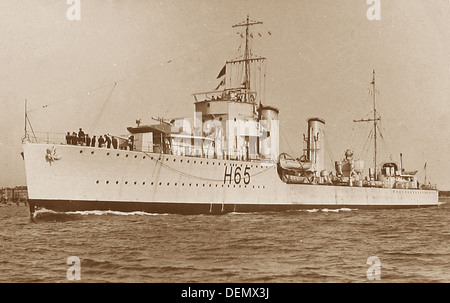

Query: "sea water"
(0, 199), (449, 283)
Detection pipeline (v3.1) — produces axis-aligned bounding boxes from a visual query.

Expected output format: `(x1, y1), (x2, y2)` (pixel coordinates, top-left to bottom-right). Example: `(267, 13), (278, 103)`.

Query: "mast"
(24, 99), (27, 139)
(354, 70), (381, 180)
(232, 15), (263, 99)
(372, 70), (377, 179)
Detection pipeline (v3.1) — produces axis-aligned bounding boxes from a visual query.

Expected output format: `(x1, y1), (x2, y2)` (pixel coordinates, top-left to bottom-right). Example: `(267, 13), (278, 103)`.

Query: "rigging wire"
(89, 82), (117, 134)
(376, 121), (393, 161)
(141, 151), (275, 182)
(360, 127), (374, 162)
(27, 34), (236, 114)
(279, 124), (297, 157)
(322, 130), (335, 167)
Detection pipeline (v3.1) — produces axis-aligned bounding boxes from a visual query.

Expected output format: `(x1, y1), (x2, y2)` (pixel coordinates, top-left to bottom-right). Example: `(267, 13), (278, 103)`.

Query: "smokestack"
(307, 117), (326, 174)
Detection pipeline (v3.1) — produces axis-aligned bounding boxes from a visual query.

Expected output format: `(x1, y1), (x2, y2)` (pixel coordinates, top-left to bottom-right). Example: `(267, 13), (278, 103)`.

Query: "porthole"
(96, 180), (99, 184)
(79, 150), (83, 154)
(106, 181), (109, 184)
(159, 182), (162, 185)
(151, 182), (154, 185)
(91, 151), (94, 154)
(134, 181), (137, 185)
(134, 155), (138, 158)
(126, 154), (129, 157)
(116, 181), (119, 184)
(143, 182), (146, 185)
(125, 181), (128, 185)
(107, 152), (110, 156)
(143, 156), (146, 159)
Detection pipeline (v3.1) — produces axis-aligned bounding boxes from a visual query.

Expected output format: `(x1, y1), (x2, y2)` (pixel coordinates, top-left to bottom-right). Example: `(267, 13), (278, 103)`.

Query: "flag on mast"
(215, 78), (225, 90)
(216, 65), (226, 79)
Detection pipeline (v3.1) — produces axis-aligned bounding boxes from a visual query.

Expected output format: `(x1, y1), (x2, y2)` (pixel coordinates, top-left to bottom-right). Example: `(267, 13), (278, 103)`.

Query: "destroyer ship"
(22, 16), (439, 217)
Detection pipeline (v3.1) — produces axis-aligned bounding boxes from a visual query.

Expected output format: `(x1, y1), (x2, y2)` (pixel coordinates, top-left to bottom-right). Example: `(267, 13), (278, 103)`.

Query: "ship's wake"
(32, 208), (168, 221)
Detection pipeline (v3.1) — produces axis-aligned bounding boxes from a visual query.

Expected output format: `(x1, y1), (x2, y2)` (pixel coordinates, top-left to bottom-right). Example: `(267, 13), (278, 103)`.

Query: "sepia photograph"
(0, 0), (449, 292)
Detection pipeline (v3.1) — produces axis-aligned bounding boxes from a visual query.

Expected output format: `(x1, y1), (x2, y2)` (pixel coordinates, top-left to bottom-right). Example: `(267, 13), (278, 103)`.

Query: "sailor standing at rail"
(98, 135), (105, 148)
(112, 136), (118, 149)
(71, 132), (77, 145)
(78, 128), (85, 145)
(105, 134), (112, 148)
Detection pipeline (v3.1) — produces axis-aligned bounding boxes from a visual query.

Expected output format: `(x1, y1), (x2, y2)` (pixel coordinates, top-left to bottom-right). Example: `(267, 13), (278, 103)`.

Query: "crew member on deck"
(105, 134), (112, 148)
(78, 128), (85, 145)
(72, 132), (77, 145)
(91, 135), (96, 147)
(112, 136), (118, 149)
(98, 135), (105, 148)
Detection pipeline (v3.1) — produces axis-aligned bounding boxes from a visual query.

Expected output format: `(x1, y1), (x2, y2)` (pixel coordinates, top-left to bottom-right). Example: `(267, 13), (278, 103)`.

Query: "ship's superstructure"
(22, 16), (439, 216)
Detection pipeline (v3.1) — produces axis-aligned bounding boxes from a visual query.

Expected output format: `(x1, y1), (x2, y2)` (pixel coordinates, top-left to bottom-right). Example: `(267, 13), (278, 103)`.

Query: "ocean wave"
(306, 209), (319, 213)
(66, 210), (168, 216)
(34, 208), (168, 218)
(305, 208), (356, 213)
(320, 208), (356, 212)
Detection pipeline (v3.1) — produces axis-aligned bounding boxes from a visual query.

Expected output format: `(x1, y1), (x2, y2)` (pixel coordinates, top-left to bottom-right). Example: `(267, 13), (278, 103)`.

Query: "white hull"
(23, 143), (439, 214)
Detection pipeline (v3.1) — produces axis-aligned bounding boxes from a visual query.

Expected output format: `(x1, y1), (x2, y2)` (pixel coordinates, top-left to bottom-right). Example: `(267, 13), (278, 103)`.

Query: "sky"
(0, 0), (449, 189)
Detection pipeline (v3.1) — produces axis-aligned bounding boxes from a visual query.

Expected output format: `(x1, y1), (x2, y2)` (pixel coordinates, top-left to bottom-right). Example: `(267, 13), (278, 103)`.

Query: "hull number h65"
(224, 165), (251, 185)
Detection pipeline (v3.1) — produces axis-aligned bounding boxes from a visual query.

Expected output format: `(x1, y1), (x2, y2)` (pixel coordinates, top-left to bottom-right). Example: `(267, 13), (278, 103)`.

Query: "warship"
(22, 16), (439, 217)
